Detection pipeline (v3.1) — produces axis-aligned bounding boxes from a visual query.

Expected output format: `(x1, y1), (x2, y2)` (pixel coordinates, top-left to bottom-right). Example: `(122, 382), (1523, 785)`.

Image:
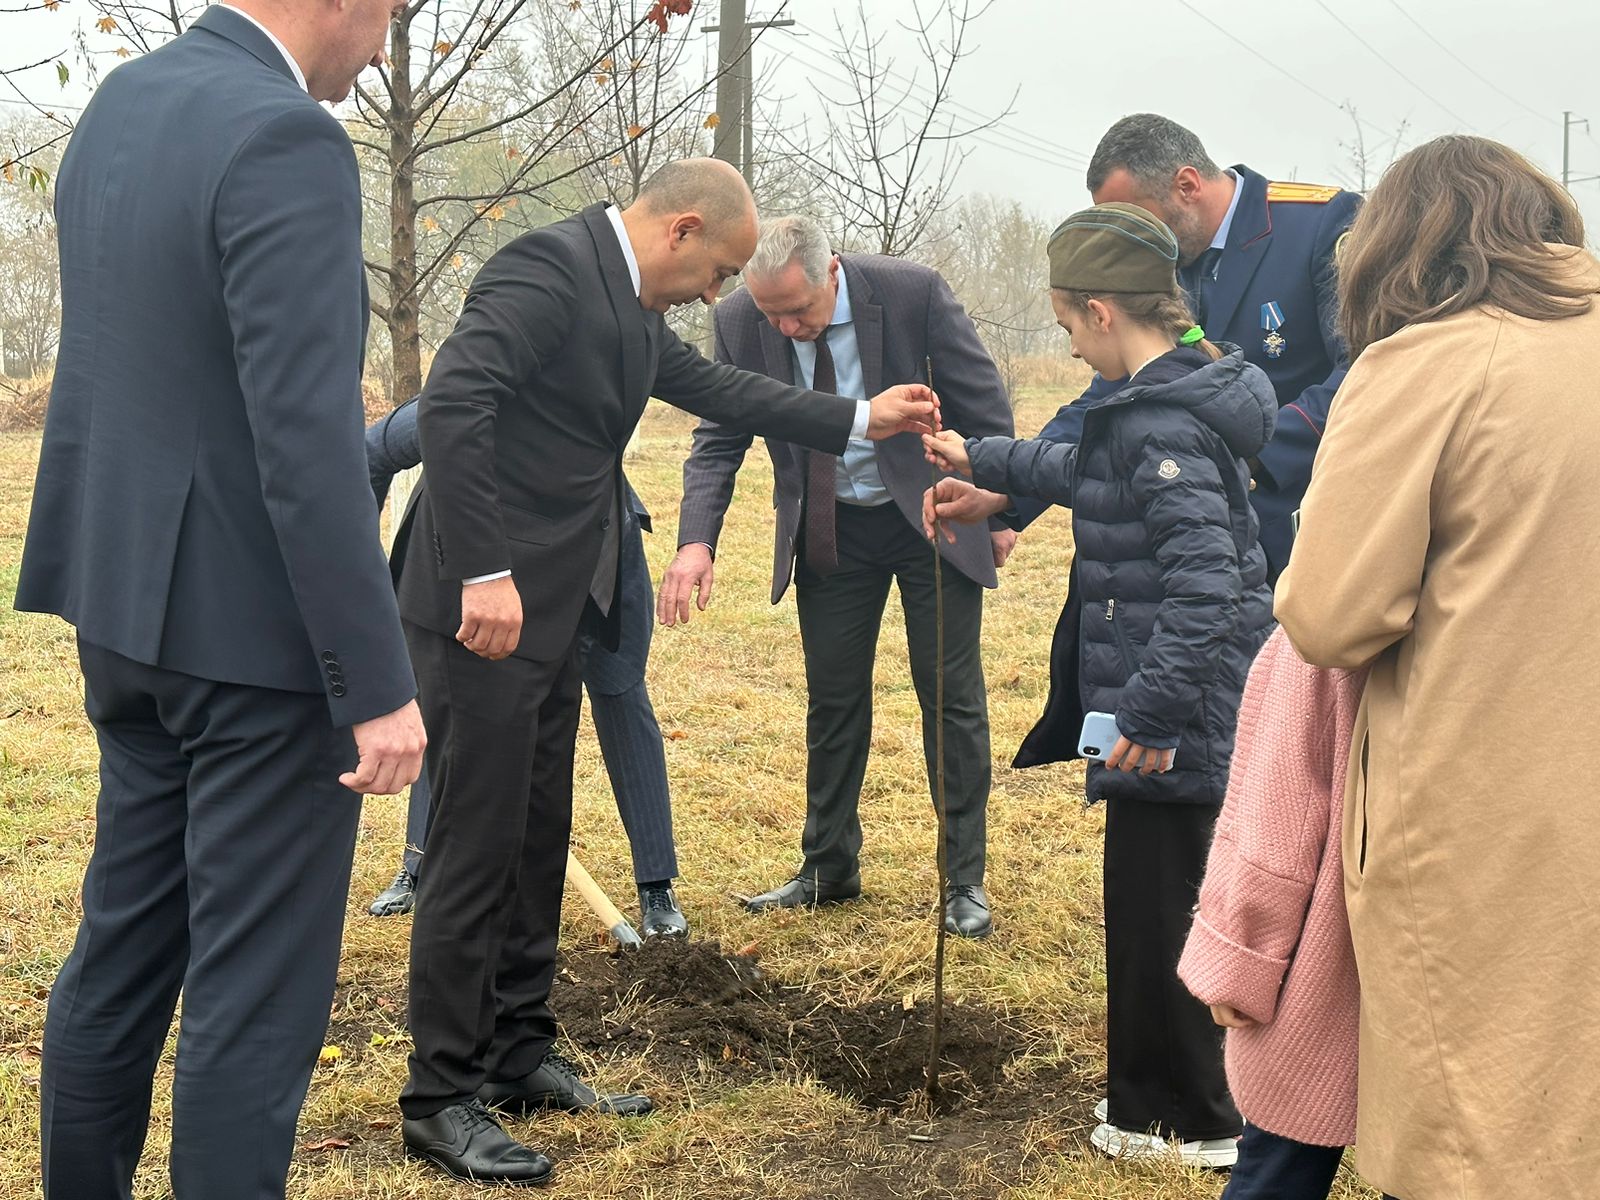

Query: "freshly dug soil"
(552, 939), (1023, 1112)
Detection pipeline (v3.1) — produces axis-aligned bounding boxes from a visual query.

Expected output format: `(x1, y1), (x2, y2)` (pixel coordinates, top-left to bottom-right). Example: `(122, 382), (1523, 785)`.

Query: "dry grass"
(0, 379), (1380, 1199)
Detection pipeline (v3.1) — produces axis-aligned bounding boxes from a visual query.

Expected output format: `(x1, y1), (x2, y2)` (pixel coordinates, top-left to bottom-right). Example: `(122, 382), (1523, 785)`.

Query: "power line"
(1384, 0), (1553, 126)
(792, 19), (1093, 166)
(1172, 0), (1408, 149)
(780, 40), (1088, 176)
(1312, 0), (1469, 127)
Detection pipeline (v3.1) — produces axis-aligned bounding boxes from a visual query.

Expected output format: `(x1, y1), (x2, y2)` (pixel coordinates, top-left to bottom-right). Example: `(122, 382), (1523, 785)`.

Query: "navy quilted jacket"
(968, 346), (1277, 805)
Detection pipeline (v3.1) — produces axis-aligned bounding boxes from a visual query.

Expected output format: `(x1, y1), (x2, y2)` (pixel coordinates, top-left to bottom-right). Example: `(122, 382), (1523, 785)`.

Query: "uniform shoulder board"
(1266, 181), (1342, 204)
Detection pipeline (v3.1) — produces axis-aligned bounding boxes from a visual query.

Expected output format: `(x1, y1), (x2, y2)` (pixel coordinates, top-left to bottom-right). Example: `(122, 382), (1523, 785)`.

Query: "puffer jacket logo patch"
(1158, 459), (1181, 480)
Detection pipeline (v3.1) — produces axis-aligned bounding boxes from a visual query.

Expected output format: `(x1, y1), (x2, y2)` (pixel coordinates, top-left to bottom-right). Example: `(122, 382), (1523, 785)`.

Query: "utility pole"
(702, 1), (794, 185)
(1561, 111), (1600, 189)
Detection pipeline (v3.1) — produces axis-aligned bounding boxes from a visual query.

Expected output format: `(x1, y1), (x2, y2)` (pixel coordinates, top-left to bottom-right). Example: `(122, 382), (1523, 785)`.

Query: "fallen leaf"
(736, 940), (759, 957)
(667, 729), (687, 740)
(301, 1137), (351, 1152)
(902, 993), (914, 1012)
(721, 1043), (733, 1061)
(317, 1045), (342, 1065)
(368, 1033), (388, 1047)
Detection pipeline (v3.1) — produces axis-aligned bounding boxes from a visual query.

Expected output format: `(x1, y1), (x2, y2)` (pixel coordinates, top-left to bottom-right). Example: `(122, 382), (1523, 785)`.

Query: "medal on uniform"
(1261, 302), (1286, 359)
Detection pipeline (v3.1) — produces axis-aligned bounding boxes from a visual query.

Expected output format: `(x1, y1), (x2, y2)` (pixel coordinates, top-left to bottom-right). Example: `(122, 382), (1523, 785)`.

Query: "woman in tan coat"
(1276, 135), (1600, 1200)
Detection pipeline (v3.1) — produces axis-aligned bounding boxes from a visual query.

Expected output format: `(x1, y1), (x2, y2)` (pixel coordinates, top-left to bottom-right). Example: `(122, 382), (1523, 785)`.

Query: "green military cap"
(1047, 202), (1180, 292)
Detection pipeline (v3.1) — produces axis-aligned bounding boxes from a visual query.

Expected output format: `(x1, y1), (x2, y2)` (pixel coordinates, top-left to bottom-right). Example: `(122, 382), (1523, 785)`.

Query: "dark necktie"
(1181, 247), (1223, 326)
(804, 329), (839, 576)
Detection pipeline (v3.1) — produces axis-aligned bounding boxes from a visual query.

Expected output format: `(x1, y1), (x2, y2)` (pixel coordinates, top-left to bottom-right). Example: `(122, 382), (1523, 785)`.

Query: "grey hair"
(746, 215), (833, 284)
(1086, 113), (1223, 195)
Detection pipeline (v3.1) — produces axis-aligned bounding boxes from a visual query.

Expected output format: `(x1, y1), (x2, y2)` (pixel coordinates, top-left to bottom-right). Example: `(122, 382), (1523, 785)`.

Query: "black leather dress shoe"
(943, 883), (992, 939)
(638, 883), (688, 939)
(402, 1100), (553, 1187)
(744, 873), (861, 913)
(368, 866), (417, 917)
(478, 1052), (653, 1117)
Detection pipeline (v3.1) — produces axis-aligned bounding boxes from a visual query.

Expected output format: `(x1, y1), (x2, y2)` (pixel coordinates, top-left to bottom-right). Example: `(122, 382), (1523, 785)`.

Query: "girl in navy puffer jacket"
(924, 203), (1276, 1167)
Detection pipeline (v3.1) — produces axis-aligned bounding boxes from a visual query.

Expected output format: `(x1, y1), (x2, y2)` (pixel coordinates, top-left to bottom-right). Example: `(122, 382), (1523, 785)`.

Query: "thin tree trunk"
(387, 18), (422, 407)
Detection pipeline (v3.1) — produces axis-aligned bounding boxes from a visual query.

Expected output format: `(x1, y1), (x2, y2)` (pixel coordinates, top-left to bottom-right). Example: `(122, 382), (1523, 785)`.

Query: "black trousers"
(1103, 795), (1241, 1141)
(1222, 1124), (1345, 1199)
(41, 641), (361, 1200)
(400, 622), (582, 1119)
(794, 501), (991, 886)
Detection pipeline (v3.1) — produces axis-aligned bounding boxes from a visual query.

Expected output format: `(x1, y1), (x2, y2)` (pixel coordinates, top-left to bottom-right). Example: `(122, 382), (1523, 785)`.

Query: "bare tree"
(775, 0), (1007, 258)
(1337, 101), (1409, 193)
(1, 3), (76, 190)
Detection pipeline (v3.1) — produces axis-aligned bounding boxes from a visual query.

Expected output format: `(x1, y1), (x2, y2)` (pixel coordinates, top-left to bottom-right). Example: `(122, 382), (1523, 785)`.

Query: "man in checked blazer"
(658, 216), (1015, 938)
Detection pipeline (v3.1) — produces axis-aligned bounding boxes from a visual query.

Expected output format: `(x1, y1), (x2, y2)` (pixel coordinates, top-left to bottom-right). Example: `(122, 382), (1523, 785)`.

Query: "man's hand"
(341, 699), (427, 795)
(457, 575), (522, 660)
(1209, 1003), (1256, 1030)
(1105, 735), (1176, 776)
(922, 478), (1012, 542)
(922, 429), (971, 476)
(866, 384), (939, 440)
(990, 528), (1018, 568)
(657, 543), (715, 627)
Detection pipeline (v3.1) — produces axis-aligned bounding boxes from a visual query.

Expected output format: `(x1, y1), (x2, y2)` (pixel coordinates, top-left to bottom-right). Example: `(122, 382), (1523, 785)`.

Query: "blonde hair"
(1054, 287), (1223, 362)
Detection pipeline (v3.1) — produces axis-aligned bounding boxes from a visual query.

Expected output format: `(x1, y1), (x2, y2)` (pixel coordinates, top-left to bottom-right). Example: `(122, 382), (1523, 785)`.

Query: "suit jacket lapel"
(580, 204), (648, 429)
(758, 319), (795, 385)
(845, 258), (885, 400)
(1204, 166), (1273, 338)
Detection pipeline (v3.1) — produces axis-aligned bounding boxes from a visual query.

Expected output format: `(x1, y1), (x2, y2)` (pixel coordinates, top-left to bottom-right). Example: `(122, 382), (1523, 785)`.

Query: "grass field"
(0, 384), (1380, 1199)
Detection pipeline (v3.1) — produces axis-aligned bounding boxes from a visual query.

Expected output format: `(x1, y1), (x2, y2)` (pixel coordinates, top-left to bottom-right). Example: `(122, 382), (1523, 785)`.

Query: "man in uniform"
(1011, 112), (1360, 580)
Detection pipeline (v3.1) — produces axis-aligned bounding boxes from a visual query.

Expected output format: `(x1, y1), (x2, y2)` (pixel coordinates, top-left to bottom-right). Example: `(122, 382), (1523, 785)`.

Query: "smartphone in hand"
(1078, 711), (1121, 762)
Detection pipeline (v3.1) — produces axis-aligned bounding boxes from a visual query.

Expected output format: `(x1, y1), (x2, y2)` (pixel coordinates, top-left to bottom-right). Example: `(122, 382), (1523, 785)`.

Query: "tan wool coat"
(1276, 249), (1600, 1200)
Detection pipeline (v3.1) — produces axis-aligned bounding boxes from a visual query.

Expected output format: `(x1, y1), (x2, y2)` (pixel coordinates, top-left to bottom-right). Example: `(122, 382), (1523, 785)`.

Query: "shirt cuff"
(850, 399), (870, 440)
(463, 570), (512, 585)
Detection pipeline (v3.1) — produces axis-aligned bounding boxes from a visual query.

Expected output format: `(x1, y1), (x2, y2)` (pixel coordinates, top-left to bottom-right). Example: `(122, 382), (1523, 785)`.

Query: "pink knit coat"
(1177, 627), (1367, 1147)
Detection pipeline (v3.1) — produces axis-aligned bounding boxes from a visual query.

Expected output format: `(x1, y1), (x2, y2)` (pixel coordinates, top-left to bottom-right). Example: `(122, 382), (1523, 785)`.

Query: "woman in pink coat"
(1179, 627), (1367, 1198)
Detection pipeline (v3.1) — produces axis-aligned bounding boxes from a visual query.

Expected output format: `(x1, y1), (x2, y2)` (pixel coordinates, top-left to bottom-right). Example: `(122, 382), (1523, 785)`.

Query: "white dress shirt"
(789, 268), (888, 505)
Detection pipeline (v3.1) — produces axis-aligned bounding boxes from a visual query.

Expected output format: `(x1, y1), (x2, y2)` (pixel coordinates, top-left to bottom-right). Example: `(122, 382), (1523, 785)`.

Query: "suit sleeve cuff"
(463, 569), (512, 585)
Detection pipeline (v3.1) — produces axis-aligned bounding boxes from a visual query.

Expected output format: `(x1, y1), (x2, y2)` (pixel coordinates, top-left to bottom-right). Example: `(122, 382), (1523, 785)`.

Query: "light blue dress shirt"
(790, 269), (890, 507)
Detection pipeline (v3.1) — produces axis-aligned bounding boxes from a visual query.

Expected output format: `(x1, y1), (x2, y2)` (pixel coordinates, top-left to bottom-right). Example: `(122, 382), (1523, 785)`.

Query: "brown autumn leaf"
(703, 112), (720, 130)
(485, 204), (506, 222)
(434, 40), (453, 56)
(450, 253), (464, 269)
(114, 47), (130, 58)
(721, 1043), (733, 1062)
(43, 0), (60, 10)
(301, 1137), (351, 1152)
(506, 145), (520, 160)
(626, 124), (645, 139)
(599, 56), (613, 71)
(736, 940), (759, 958)
(592, 72), (609, 87)
(2, 162), (15, 184)
(95, 15), (117, 31)
(420, 215), (439, 233)
(667, 729), (687, 740)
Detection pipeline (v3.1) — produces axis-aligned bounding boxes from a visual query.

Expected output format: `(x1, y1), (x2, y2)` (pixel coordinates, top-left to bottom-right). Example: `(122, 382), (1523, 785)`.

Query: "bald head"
(620, 158), (760, 313)
(636, 158), (756, 232)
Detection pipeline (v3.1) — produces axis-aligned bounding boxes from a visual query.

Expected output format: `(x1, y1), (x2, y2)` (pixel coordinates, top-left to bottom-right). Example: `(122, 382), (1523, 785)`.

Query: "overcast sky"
(6, 0), (1599, 233)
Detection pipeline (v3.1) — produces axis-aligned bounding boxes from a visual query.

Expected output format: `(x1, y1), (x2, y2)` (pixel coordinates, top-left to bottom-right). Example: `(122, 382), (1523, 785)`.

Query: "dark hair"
(1054, 287), (1223, 362)
(1337, 135), (1591, 358)
(1087, 113), (1224, 195)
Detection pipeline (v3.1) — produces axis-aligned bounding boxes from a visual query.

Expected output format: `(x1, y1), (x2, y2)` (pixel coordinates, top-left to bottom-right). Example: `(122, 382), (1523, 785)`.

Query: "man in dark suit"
(14, 3), (424, 1197)
(994, 113), (1359, 582)
(657, 216), (1014, 938)
(393, 158), (938, 1186)
(365, 400), (687, 936)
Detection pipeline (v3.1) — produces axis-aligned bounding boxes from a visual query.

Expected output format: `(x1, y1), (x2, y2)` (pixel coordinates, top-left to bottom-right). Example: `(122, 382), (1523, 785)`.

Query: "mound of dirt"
(553, 939), (1023, 1112)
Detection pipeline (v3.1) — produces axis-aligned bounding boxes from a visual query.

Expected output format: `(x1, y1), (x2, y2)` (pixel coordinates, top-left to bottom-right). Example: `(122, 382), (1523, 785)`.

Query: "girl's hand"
(922, 430), (972, 476)
(1209, 1003), (1256, 1029)
(1105, 735), (1175, 776)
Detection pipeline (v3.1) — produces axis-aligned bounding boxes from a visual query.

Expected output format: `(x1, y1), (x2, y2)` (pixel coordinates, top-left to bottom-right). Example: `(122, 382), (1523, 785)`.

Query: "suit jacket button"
(331, 683), (347, 698)
(600, 517), (612, 530)
(321, 650), (337, 664)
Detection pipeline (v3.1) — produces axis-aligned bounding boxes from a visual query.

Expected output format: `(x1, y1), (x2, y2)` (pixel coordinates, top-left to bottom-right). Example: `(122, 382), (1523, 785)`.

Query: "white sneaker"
(1090, 1122), (1239, 1169)
(1093, 1097), (1108, 1123)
